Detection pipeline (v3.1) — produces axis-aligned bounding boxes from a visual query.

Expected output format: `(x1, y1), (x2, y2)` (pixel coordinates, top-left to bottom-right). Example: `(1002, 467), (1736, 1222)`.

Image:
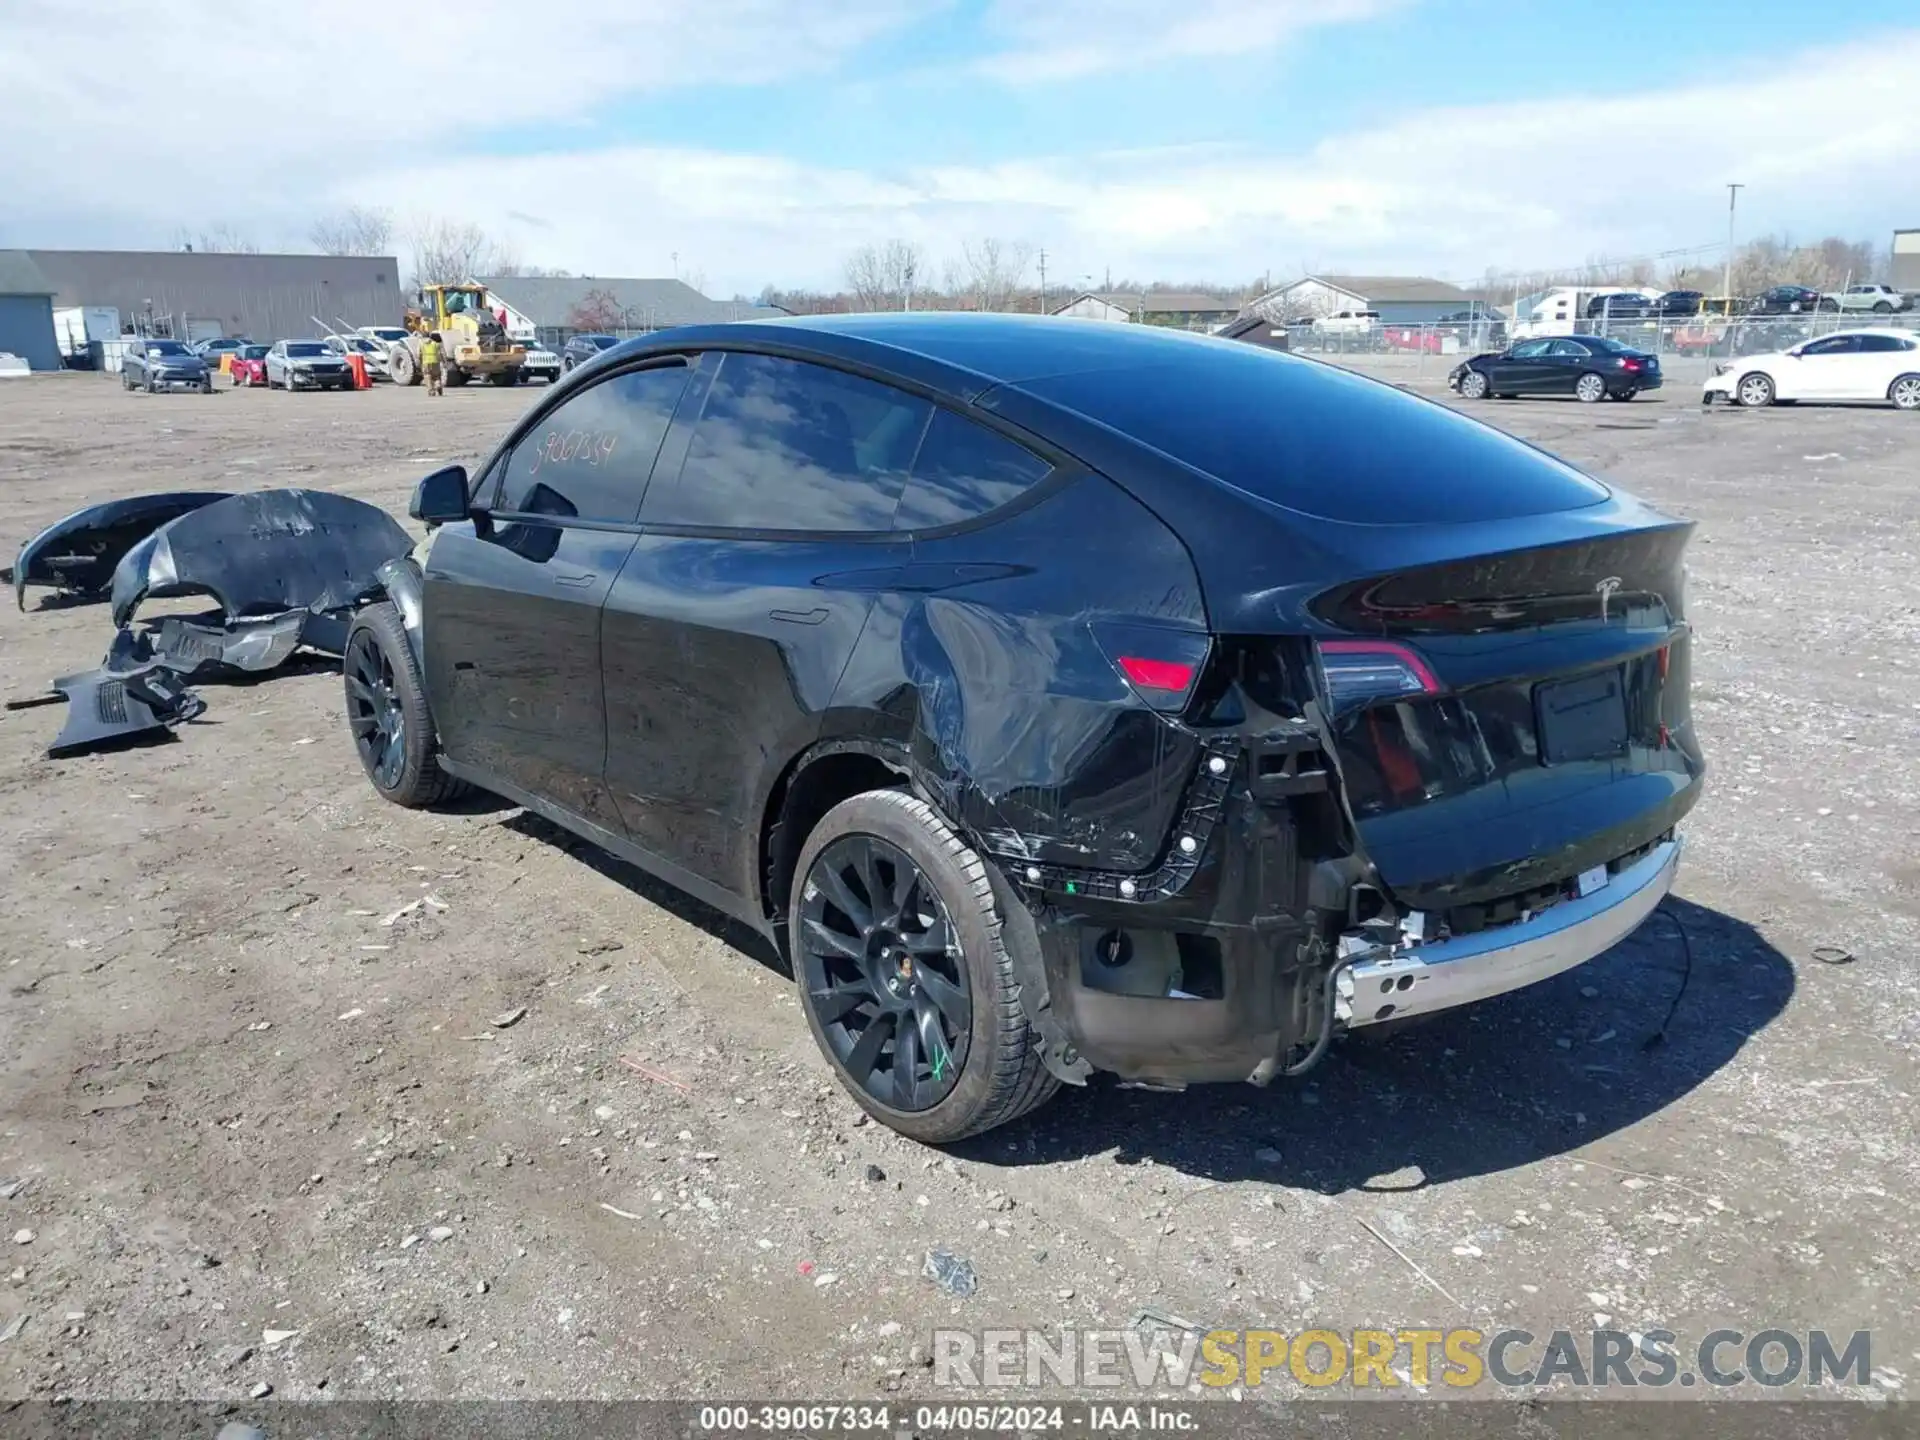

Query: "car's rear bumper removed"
(1336, 837), (1679, 1029)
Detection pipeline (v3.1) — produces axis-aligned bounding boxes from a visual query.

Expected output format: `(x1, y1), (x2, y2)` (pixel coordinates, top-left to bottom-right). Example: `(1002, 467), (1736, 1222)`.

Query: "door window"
(1509, 339), (1552, 358)
(649, 353), (931, 532)
(494, 363), (691, 524)
(1798, 336), (1859, 357)
(893, 409), (1052, 531)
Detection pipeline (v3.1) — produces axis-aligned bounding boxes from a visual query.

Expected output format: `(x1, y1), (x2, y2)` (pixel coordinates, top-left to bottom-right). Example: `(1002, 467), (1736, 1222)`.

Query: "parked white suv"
(1826, 284), (1910, 314)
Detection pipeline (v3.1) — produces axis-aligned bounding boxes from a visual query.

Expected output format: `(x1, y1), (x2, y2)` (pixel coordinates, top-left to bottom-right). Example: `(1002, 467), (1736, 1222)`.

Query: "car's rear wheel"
(1574, 372), (1607, 403)
(791, 790), (1057, 1143)
(1890, 375), (1920, 411)
(1458, 370), (1489, 399)
(343, 602), (470, 808)
(1737, 373), (1775, 408)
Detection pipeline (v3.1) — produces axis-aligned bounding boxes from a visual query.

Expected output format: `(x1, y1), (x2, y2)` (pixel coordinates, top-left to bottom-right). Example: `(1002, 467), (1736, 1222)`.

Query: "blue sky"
(4, 0), (1917, 296)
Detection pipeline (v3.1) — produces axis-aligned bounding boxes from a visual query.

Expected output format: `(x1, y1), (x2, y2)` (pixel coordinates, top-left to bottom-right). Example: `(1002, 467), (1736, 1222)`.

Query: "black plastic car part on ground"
(347, 313), (1703, 1141)
(1448, 335), (1663, 402)
(9, 492), (231, 610)
(110, 488), (415, 632)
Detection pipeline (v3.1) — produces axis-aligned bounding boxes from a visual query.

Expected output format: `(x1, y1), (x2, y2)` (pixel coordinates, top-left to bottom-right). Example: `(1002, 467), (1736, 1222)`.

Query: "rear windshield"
(1017, 348), (1611, 525)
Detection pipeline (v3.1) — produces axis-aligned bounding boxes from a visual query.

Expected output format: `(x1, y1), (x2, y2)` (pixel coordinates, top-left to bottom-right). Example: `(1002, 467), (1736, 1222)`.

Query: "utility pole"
(1723, 183), (1744, 302)
(903, 257), (915, 312)
(1037, 248), (1047, 316)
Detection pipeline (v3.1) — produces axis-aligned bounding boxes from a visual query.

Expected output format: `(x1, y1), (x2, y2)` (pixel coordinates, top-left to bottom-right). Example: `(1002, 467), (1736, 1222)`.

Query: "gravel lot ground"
(1, 365), (1916, 1412)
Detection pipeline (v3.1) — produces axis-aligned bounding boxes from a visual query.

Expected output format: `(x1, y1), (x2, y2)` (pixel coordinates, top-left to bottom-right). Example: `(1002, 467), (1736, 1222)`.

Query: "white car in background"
(1702, 328), (1920, 410)
(517, 337), (562, 384)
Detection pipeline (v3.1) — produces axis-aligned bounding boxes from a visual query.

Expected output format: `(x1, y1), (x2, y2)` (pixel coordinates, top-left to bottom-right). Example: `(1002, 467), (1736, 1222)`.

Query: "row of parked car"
(117, 329), (612, 395)
(1447, 326), (1920, 409)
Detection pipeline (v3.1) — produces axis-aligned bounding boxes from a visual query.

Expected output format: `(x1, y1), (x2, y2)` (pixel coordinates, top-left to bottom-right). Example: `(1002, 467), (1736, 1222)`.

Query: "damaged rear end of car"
(973, 349), (1703, 1091)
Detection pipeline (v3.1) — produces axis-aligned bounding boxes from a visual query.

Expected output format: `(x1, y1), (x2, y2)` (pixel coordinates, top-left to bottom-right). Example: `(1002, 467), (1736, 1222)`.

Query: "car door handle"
(770, 607), (829, 625)
(554, 571), (597, 588)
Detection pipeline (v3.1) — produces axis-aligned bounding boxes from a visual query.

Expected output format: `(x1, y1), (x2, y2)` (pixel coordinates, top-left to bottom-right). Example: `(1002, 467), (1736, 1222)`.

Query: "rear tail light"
(1620, 358), (1643, 371)
(1090, 621), (1210, 714)
(1316, 639), (1441, 710)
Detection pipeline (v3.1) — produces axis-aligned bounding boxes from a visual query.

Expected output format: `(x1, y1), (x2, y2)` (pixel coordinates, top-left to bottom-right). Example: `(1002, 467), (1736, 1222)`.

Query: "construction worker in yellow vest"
(422, 332), (444, 396)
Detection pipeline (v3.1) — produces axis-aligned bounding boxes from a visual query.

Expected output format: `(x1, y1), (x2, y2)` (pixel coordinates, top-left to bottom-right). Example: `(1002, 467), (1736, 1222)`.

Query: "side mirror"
(410, 465), (472, 526)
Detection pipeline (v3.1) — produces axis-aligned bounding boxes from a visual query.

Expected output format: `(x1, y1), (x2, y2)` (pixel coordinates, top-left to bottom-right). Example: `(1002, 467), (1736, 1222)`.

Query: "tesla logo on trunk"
(1595, 576), (1622, 620)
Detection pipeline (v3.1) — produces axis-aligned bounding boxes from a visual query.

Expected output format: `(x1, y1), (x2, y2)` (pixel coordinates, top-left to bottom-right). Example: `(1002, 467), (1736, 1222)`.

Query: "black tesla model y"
(343, 314), (1703, 1141)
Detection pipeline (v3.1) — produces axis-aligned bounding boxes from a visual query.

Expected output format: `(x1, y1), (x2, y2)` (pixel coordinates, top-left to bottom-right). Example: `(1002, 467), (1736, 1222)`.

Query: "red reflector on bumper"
(1117, 656), (1195, 691)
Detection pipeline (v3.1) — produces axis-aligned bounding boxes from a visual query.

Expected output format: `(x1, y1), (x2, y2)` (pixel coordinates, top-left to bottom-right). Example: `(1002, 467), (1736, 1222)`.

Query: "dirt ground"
(1, 365), (1916, 1411)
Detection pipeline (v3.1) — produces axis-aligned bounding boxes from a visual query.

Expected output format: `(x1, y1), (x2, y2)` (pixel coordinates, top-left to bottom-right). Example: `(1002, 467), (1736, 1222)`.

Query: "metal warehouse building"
(0, 251), (61, 371)
(24, 249), (403, 345)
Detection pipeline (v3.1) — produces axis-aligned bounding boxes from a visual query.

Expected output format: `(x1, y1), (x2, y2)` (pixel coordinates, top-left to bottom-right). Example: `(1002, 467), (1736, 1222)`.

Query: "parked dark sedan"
(121, 338), (212, 393)
(1748, 284), (1831, 316)
(193, 336), (252, 368)
(1449, 334), (1662, 402)
(342, 315), (1701, 1141)
(1650, 290), (1704, 317)
(561, 333), (619, 372)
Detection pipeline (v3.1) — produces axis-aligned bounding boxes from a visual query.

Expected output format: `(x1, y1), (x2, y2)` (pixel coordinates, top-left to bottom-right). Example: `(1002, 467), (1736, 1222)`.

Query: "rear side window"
(651, 353), (931, 532)
(893, 409), (1051, 531)
(1018, 347), (1611, 525)
(1858, 334), (1916, 352)
(495, 364), (690, 523)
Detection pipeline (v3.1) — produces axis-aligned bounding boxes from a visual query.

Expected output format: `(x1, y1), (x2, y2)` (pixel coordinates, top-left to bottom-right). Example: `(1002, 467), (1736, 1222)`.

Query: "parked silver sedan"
(265, 340), (355, 392)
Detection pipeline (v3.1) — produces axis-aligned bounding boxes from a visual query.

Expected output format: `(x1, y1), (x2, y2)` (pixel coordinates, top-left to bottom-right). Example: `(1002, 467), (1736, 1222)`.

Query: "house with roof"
(1049, 290), (1240, 330)
(478, 275), (786, 347)
(1247, 274), (1497, 326)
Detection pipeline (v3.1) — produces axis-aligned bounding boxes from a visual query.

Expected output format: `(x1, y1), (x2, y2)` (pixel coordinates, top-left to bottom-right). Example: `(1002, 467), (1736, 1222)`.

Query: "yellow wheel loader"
(387, 283), (524, 388)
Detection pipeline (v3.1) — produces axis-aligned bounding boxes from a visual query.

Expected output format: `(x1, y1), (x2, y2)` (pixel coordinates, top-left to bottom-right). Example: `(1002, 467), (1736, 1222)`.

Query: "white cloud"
(976, 0), (1407, 81)
(4, 7), (1916, 296)
(353, 33), (1920, 294)
(0, 0), (921, 247)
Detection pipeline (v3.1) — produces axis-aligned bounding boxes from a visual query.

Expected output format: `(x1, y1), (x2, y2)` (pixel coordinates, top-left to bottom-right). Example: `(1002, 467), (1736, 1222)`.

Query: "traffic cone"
(349, 353), (370, 390)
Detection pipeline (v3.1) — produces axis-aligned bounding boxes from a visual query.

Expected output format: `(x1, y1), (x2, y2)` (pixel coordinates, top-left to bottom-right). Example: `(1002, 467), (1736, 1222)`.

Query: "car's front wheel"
(1889, 374), (1920, 411)
(1873, 301), (1894, 314)
(1458, 370), (1489, 399)
(343, 602), (470, 808)
(1737, 373), (1776, 408)
(1574, 372), (1607, 403)
(791, 789), (1057, 1143)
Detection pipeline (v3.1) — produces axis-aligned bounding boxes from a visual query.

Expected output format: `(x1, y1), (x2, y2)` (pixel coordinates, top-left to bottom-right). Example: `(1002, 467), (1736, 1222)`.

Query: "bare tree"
(956, 238), (1035, 312)
(844, 239), (926, 311)
(566, 289), (625, 332)
(406, 217), (518, 288)
(174, 224), (259, 255)
(309, 206), (394, 257)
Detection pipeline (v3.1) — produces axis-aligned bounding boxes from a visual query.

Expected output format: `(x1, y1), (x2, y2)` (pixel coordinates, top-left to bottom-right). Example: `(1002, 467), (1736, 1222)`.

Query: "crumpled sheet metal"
(106, 609), (314, 677)
(10, 492), (231, 610)
(46, 662), (206, 757)
(109, 488), (414, 629)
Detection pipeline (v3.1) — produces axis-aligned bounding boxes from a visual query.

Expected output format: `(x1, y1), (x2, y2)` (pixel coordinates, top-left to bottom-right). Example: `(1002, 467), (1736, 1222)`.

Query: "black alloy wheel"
(345, 625), (407, 791)
(798, 833), (972, 1113)
(341, 601), (468, 807)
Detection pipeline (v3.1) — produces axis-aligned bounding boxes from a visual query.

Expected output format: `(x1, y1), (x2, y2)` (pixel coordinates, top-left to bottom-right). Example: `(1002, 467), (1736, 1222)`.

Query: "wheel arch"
(757, 735), (915, 930)
(1887, 371), (1920, 405)
(353, 555), (427, 669)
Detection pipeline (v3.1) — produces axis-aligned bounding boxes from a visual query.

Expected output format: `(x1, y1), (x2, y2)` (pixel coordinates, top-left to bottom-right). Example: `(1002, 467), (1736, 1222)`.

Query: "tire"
(1458, 370), (1489, 399)
(342, 602), (470, 808)
(1574, 372), (1607, 403)
(791, 789), (1058, 1143)
(390, 345), (418, 386)
(445, 367), (470, 388)
(1889, 374), (1920, 411)
(1873, 301), (1894, 314)
(1736, 372), (1775, 408)
(1615, 388), (1637, 402)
